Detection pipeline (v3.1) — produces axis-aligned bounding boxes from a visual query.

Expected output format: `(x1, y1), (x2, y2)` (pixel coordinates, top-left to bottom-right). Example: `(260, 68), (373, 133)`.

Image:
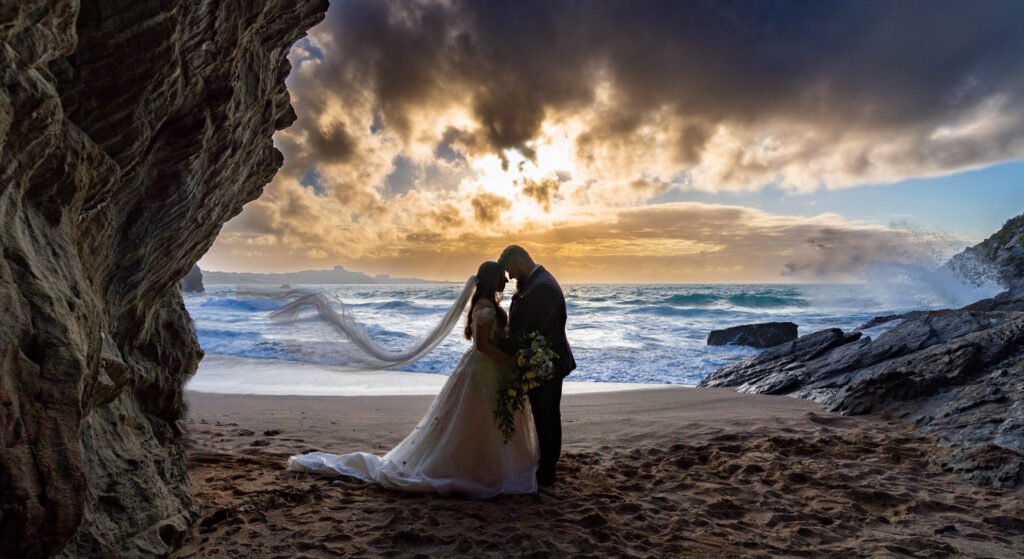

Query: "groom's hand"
(496, 335), (516, 355)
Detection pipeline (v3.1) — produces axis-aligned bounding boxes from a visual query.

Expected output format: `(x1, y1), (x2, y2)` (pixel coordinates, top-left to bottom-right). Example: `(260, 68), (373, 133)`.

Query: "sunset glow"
(201, 1), (1024, 282)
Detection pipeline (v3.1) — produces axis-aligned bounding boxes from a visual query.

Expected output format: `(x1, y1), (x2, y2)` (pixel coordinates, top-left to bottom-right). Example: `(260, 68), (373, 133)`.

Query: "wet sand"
(175, 388), (1024, 558)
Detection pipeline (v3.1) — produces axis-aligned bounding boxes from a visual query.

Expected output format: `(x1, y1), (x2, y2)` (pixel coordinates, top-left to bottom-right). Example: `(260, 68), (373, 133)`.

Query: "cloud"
(519, 177), (559, 211)
(306, 122), (356, 163)
(206, 199), (937, 283)
(285, 0), (1024, 191)
(203, 1), (1022, 277)
(470, 192), (512, 223)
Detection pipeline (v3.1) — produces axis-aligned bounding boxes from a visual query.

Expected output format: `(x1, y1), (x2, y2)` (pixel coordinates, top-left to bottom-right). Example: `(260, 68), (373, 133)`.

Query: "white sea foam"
(860, 261), (1001, 310)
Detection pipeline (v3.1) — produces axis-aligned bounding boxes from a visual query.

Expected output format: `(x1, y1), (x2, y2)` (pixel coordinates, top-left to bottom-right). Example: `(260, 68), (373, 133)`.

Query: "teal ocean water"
(184, 277), (998, 389)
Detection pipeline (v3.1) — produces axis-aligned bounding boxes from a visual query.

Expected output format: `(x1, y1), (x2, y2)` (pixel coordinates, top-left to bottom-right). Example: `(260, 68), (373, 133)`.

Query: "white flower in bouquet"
(493, 331), (560, 442)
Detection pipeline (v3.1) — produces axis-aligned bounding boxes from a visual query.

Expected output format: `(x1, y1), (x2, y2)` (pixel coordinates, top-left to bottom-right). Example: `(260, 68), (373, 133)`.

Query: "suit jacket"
(503, 266), (576, 379)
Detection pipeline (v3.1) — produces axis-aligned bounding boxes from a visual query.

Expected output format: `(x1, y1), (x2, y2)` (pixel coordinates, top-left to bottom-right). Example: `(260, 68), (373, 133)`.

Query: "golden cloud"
(202, 1), (1020, 279)
(205, 200), (931, 283)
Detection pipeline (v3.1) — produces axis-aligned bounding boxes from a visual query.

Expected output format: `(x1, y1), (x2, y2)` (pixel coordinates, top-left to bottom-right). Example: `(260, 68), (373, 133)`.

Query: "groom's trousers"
(528, 378), (563, 478)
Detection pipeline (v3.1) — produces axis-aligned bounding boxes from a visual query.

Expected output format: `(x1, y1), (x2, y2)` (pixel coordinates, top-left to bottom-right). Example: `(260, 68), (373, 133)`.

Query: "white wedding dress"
(287, 303), (539, 498)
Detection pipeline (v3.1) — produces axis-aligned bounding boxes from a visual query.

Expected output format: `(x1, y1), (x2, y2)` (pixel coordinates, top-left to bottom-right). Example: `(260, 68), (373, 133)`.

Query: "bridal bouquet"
(494, 332), (559, 442)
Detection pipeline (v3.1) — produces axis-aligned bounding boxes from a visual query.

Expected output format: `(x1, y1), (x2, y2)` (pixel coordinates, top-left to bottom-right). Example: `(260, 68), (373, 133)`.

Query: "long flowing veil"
(266, 276), (477, 369)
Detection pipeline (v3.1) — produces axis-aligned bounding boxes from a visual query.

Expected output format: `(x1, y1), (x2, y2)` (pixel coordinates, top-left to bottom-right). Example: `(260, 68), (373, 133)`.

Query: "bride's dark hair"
(464, 261), (509, 340)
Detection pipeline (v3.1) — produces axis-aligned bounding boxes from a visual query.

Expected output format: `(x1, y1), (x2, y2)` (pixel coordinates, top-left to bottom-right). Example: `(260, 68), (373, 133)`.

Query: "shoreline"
(188, 354), (683, 397)
(177, 388), (1023, 557)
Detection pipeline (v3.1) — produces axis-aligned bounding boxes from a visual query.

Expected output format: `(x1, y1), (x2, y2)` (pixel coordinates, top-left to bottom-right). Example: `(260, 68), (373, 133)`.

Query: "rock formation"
(701, 294), (1024, 488)
(181, 265), (204, 293)
(0, 1), (325, 556)
(702, 215), (1024, 488)
(946, 213), (1024, 289)
(706, 322), (798, 348)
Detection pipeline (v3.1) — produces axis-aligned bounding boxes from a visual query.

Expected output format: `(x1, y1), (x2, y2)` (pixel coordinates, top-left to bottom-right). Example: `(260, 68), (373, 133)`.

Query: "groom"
(498, 245), (576, 486)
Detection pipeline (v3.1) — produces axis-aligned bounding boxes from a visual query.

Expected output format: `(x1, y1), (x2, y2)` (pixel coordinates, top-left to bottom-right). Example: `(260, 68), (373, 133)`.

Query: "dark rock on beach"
(181, 264), (205, 293)
(703, 215), (1024, 488)
(702, 328), (862, 394)
(702, 310), (1024, 487)
(0, 0), (326, 556)
(707, 322), (798, 348)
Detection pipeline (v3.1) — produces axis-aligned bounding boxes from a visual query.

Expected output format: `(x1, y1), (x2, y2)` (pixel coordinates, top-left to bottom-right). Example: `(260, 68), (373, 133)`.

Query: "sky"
(200, 0), (1024, 283)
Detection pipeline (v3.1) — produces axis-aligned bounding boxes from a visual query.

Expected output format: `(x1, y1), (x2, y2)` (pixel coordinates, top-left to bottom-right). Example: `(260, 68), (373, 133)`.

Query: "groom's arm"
(496, 335), (517, 355)
(521, 285), (560, 337)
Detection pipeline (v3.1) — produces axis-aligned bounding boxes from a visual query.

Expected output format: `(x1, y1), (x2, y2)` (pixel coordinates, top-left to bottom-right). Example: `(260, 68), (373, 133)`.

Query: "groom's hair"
(498, 245), (531, 267)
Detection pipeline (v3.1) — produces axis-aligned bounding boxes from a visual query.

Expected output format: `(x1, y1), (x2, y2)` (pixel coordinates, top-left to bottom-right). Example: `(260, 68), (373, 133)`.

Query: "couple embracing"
(288, 245), (576, 497)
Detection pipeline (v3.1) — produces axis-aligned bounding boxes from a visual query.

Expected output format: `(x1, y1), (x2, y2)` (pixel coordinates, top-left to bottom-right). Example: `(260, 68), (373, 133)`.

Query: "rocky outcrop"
(700, 305), (1024, 488)
(181, 265), (204, 293)
(703, 225), (1024, 488)
(946, 213), (1024, 289)
(0, 1), (325, 557)
(706, 322), (798, 348)
(961, 286), (1024, 313)
(854, 311), (930, 331)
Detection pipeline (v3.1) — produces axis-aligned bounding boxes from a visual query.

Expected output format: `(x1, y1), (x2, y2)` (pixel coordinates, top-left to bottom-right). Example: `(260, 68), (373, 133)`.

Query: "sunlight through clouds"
(201, 0), (1024, 281)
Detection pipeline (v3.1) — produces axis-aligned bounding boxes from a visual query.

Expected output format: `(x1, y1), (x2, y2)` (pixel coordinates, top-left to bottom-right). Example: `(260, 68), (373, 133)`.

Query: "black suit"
(503, 266), (576, 479)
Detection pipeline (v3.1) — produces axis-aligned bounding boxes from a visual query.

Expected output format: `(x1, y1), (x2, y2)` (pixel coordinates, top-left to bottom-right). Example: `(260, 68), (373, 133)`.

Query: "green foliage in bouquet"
(494, 332), (559, 442)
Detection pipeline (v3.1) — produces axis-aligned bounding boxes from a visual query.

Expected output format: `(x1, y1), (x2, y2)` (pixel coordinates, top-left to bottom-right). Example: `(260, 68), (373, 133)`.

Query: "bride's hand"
(474, 321), (516, 365)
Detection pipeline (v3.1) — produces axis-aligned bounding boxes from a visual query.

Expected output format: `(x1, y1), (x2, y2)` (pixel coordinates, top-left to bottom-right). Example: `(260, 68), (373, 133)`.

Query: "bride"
(285, 261), (540, 498)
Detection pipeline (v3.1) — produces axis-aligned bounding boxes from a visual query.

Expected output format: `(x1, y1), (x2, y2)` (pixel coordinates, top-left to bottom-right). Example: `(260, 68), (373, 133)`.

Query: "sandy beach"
(175, 387), (1023, 558)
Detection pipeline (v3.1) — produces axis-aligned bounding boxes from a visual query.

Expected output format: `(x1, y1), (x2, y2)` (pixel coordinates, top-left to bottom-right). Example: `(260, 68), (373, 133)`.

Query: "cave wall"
(0, 0), (326, 555)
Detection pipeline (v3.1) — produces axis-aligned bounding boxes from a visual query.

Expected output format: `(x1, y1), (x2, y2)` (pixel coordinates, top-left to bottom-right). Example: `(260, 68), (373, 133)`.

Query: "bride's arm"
(474, 320), (516, 365)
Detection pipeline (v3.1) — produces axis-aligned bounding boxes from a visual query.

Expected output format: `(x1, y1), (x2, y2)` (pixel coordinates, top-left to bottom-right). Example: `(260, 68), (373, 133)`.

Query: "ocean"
(183, 277), (1000, 391)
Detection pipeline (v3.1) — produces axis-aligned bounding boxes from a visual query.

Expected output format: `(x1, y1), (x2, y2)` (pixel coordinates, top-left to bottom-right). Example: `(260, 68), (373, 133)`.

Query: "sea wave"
(336, 287), (465, 302)
(185, 282), (979, 390)
(725, 293), (808, 308)
(624, 305), (739, 318)
(195, 327), (255, 340)
(332, 297), (451, 312)
(615, 298), (653, 306)
(362, 300), (438, 313)
(612, 291), (806, 309)
(199, 297), (282, 312)
(661, 293), (721, 306)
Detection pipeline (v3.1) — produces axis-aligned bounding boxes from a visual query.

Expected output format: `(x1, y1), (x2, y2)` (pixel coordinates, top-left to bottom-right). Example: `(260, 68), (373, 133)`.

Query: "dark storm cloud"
(213, 1), (1023, 277)
(307, 123), (356, 163)
(470, 193), (512, 223)
(427, 204), (465, 229)
(519, 177), (560, 211)
(297, 0), (1024, 183)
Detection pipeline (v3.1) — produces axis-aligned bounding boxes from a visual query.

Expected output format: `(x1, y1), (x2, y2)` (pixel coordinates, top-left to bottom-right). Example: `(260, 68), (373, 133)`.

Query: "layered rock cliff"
(0, 1), (325, 556)
(946, 213), (1024, 290)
